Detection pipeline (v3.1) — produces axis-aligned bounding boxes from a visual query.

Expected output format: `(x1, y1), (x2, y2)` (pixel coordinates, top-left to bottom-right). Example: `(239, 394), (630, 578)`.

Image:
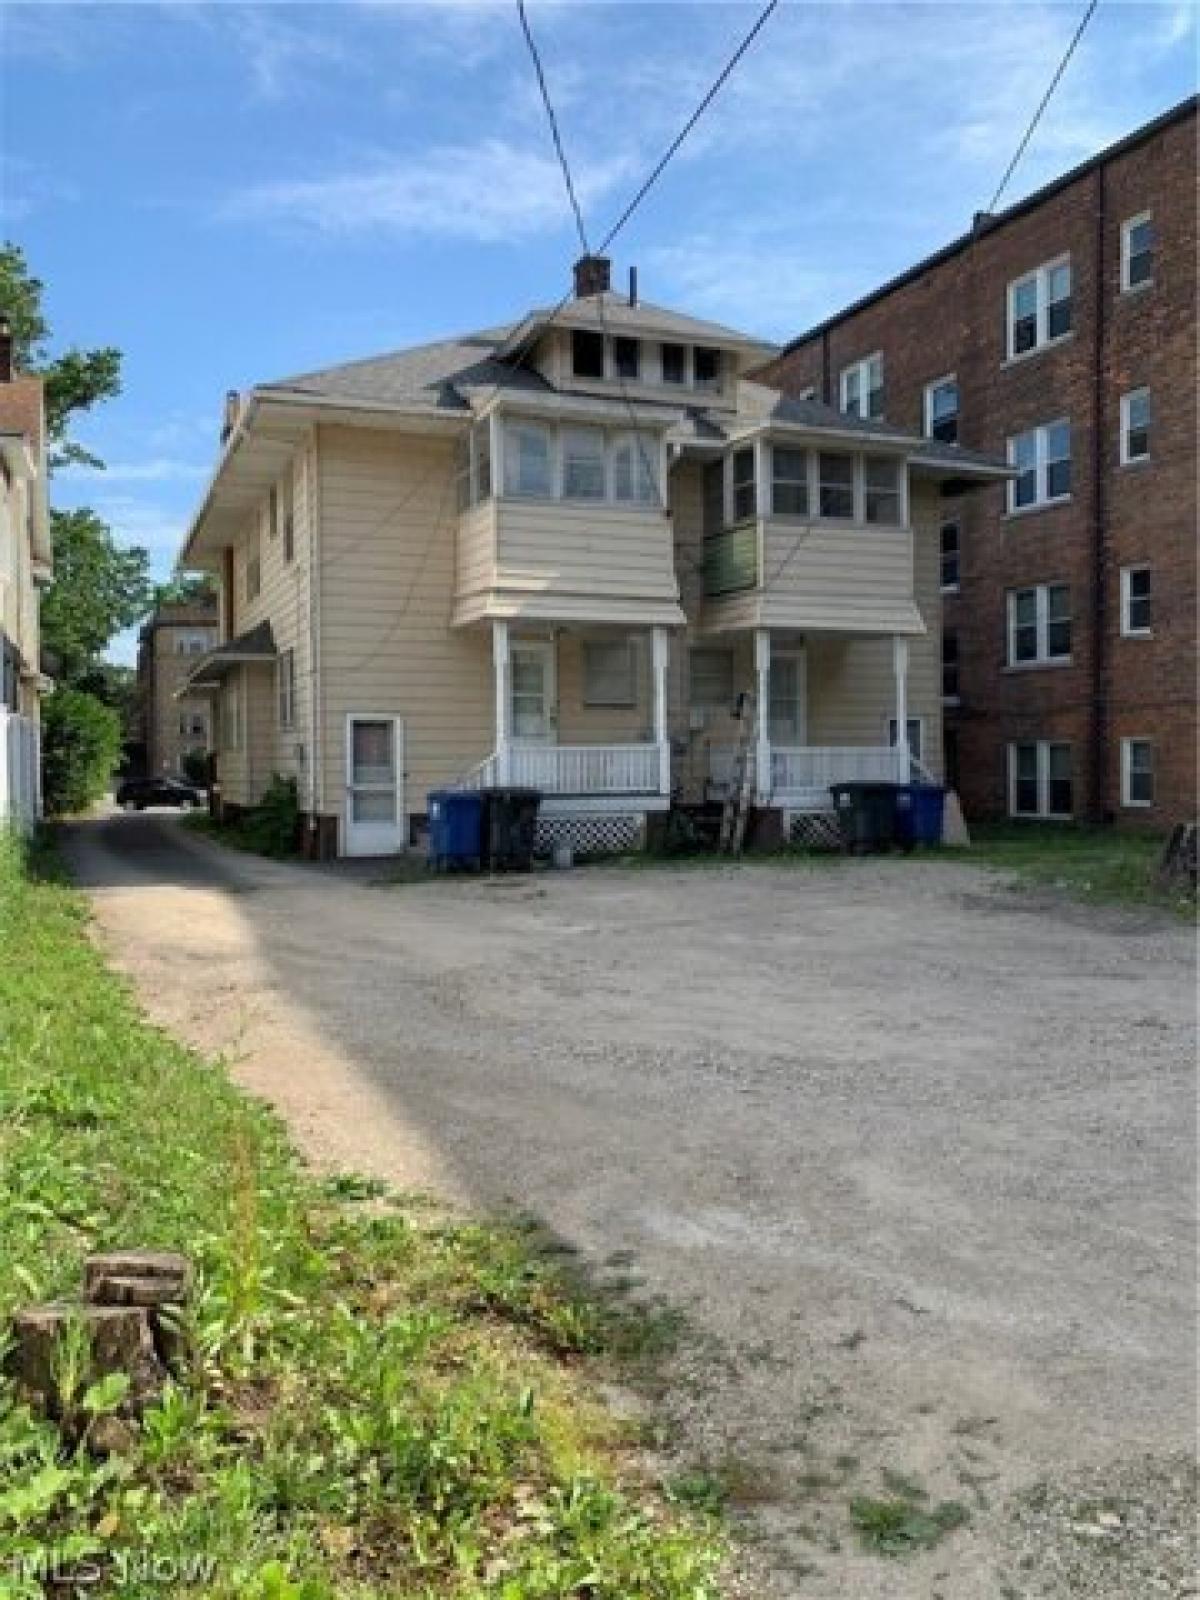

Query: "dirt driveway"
(63, 813), (1196, 1598)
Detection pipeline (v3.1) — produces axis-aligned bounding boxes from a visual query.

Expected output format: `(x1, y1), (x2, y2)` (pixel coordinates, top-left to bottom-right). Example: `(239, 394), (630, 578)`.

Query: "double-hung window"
(924, 375), (959, 443)
(612, 433), (657, 505)
(1010, 741), (1072, 818)
(818, 453), (855, 519)
(942, 632), (959, 703)
(562, 427), (606, 500)
(771, 446), (808, 517)
(731, 447), (757, 522)
(1121, 739), (1154, 807)
(1008, 583), (1071, 665)
(839, 353), (884, 419)
(583, 638), (637, 707)
(505, 421), (554, 497)
(1120, 566), (1151, 636)
(1120, 387), (1150, 463)
(863, 457), (902, 524)
(1007, 258), (1071, 357)
(940, 518), (960, 591)
(1121, 212), (1153, 291)
(1008, 419), (1071, 511)
(277, 647), (295, 729)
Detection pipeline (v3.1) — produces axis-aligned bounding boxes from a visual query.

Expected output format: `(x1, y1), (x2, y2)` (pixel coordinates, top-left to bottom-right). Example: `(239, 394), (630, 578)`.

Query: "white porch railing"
(770, 745), (907, 796)
(458, 743), (663, 795)
(0, 709), (41, 833)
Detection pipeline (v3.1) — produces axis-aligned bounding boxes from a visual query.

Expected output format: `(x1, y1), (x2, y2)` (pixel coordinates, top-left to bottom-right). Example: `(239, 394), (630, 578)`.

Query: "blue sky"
(2, 1), (1194, 664)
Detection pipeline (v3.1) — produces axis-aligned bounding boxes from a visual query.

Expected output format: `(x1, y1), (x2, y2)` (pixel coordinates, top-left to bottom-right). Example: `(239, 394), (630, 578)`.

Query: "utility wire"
(986, 0), (1100, 213)
(517, 0), (590, 257)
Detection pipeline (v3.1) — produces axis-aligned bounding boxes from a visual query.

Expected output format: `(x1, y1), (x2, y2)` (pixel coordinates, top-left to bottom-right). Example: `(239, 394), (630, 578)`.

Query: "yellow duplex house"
(178, 258), (1007, 858)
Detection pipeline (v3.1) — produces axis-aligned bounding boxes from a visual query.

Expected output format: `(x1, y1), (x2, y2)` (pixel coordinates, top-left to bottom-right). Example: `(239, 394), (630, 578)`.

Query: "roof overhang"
(475, 388), (682, 430)
(0, 431), (51, 563)
(178, 391), (464, 567)
(179, 622), (277, 694)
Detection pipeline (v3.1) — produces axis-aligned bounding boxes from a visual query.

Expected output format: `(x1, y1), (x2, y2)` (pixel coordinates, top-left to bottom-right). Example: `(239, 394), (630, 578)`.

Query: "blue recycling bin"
(427, 789), (483, 871)
(894, 784), (946, 848)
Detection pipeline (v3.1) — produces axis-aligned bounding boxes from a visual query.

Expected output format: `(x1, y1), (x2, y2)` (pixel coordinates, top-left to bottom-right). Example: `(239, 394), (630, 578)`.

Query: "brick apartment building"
(136, 596), (219, 778)
(759, 97), (1197, 827)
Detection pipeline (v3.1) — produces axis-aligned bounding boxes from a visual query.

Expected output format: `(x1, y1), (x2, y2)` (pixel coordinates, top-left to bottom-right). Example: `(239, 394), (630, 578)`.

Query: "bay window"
(771, 446), (808, 517)
(818, 453), (855, 518)
(505, 421), (554, 497)
(562, 426), (606, 500)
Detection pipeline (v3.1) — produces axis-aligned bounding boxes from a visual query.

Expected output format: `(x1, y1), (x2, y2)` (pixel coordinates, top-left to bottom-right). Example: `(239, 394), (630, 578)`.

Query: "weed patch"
(850, 1491), (970, 1556)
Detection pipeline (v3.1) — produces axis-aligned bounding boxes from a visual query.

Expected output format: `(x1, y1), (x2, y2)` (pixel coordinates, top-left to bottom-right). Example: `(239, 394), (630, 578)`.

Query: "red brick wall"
(759, 105), (1197, 827)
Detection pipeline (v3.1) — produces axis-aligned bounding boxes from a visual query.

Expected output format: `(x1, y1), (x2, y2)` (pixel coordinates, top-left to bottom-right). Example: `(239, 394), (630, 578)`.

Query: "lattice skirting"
(785, 809), (844, 851)
(535, 812), (645, 858)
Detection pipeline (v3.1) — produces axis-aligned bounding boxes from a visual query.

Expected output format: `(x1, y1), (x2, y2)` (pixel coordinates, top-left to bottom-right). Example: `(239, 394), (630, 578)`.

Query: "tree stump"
(6, 1302), (162, 1419)
(83, 1249), (192, 1308)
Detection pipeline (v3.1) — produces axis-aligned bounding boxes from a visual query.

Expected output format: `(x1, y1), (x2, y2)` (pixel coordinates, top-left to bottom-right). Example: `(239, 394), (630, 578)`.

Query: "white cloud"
(0, 155), (80, 223)
(59, 457), (208, 487)
(224, 137), (640, 242)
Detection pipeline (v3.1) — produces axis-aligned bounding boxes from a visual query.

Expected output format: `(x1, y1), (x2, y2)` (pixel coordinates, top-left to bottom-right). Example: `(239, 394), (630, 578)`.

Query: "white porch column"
(892, 634), (909, 777)
(493, 619), (511, 784)
(652, 625), (670, 796)
(754, 627), (771, 803)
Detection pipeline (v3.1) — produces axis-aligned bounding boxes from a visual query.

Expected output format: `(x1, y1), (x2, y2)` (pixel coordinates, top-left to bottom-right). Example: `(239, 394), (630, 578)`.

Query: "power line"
(516, 0), (591, 258)
(986, 0), (1101, 214)
(597, 0), (779, 254)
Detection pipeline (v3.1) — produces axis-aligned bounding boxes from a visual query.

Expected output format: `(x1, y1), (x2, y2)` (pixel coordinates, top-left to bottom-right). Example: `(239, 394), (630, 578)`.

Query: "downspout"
(307, 428), (325, 846)
(1089, 164), (1109, 824)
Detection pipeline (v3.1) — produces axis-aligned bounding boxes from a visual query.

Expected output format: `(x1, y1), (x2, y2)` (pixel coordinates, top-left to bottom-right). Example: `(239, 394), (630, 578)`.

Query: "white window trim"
(277, 647), (296, 730)
(923, 373), (959, 439)
(1120, 210), (1153, 293)
(1119, 387), (1150, 465)
(1120, 737), (1154, 809)
(1120, 564), (1152, 638)
(1005, 256), (1072, 361)
(1006, 419), (1071, 514)
(839, 352), (883, 419)
(1008, 741), (1073, 821)
(887, 716), (925, 763)
(1006, 584), (1072, 667)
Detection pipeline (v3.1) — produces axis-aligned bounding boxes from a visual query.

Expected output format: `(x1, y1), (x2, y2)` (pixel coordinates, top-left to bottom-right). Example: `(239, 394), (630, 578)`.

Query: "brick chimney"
(0, 317), (13, 383)
(573, 255), (611, 298)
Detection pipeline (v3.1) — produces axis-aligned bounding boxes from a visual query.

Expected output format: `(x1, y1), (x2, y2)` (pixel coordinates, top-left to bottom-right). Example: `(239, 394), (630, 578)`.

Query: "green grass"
(961, 823), (1193, 917)
(180, 810), (301, 861)
(850, 1492), (970, 1556)
(0, 832), (723, 1598)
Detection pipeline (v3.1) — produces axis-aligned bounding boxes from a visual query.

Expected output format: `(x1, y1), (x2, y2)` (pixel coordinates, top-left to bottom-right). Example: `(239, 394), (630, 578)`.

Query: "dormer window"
(661, 343), (686, 384)
(614, 337), (640, 380)
(571, 329), (605, 379)
(694, 347), (721, 390)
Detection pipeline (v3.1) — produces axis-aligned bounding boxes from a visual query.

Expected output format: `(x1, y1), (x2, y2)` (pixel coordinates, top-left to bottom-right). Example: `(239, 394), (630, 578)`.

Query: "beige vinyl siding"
(551, 629), (653, 746)
(317, 426), (492, 828)
(452, 498), (682, 627)
(216, 443), (315, 807)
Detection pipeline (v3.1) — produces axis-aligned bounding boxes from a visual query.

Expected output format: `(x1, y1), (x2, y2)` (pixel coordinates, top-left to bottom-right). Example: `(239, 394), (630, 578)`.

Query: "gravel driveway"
(63, 813), (1196, 1598)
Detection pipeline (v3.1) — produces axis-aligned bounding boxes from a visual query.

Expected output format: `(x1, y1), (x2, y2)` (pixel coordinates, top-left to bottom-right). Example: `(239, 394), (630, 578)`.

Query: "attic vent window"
(661, 343), (686, 384)
(694, 346), (721, 390)
(614, 337), (640, 380)
(572, 329), (605, 378)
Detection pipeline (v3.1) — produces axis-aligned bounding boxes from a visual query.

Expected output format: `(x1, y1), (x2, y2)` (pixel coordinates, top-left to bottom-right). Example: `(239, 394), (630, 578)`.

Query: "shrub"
(241, 773), (299, 858)
(181, 748), (210, 788)
(40, 688), (122, 816)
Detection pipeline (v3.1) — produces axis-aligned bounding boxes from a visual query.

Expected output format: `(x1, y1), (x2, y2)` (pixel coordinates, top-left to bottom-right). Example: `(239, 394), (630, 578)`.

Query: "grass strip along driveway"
(0, 836), (722, 1599)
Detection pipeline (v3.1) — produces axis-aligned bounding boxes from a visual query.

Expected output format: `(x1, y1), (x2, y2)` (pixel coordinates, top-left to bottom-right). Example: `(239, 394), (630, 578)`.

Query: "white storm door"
(344, 715), (404, 856)
(510, 641), (555, 744)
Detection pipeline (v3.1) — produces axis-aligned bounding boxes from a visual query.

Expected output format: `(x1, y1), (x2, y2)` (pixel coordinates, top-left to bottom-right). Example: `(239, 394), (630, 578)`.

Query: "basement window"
(1009, 741), (1073, 819)
(571, 328), (605, 379)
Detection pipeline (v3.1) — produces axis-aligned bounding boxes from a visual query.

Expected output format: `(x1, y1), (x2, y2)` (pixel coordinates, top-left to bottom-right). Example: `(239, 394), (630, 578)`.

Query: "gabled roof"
(497, 292), (778, 360)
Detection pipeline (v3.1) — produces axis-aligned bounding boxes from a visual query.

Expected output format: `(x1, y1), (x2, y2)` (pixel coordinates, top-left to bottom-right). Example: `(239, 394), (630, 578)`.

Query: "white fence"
(0, 710), (41, 833)
(770, 745), (907, 796)
(460, 743), (663, 795)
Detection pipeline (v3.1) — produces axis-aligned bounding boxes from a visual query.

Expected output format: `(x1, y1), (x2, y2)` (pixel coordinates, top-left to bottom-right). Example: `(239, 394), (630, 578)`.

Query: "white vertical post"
(754, 627), (771, 802)
(493, 619), (511, 784)
(795, 640), (808, 747)
(0, 708), (9, 824)
(892, 634), (909, 779)
(652, 625), (670, 796)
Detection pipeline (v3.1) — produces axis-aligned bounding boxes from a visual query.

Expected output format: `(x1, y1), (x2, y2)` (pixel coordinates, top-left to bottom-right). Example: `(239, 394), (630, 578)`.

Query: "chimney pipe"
(628, 266), (638, 307)
(220, 389), (240, 444)
(0, 317), (13, 384)
(573, 254), (611, 298)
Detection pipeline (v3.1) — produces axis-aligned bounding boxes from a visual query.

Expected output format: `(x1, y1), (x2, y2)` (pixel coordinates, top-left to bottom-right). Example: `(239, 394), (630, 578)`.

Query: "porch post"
(754, 627), (771, 803)
(652, 625), (670, 796)
(493, 619), (511, 784)
(892, 634), (909, 777)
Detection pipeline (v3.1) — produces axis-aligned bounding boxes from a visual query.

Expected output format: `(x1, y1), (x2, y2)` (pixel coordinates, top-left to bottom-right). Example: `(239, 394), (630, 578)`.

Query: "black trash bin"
(481, 787), (542, 872)
(830, 781), (901, 852)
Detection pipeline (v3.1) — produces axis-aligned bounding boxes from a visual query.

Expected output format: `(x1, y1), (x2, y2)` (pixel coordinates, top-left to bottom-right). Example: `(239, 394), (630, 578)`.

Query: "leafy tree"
(0, 242), (122, 469)
(153, 571), (216, 609)
(40, 509), (151, 685)
(73, 661), (141, 743)
(41, 688), (122, 815)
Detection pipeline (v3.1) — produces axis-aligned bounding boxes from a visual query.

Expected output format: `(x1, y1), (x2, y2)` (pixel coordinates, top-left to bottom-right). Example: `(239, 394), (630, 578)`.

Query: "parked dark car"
(116, 775), (205, 811)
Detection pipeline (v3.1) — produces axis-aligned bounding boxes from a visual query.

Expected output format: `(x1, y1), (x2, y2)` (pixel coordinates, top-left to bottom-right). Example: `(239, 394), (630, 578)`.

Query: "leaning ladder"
(718, 692), (757, 856)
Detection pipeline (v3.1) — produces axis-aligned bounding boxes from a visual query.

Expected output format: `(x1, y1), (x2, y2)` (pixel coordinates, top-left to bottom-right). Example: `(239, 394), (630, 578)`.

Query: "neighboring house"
(135, 596), (220, 777)
(759, 97), (1198, 829)
(0, 318), (51, 829)
(178, 256), (1006, 858)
